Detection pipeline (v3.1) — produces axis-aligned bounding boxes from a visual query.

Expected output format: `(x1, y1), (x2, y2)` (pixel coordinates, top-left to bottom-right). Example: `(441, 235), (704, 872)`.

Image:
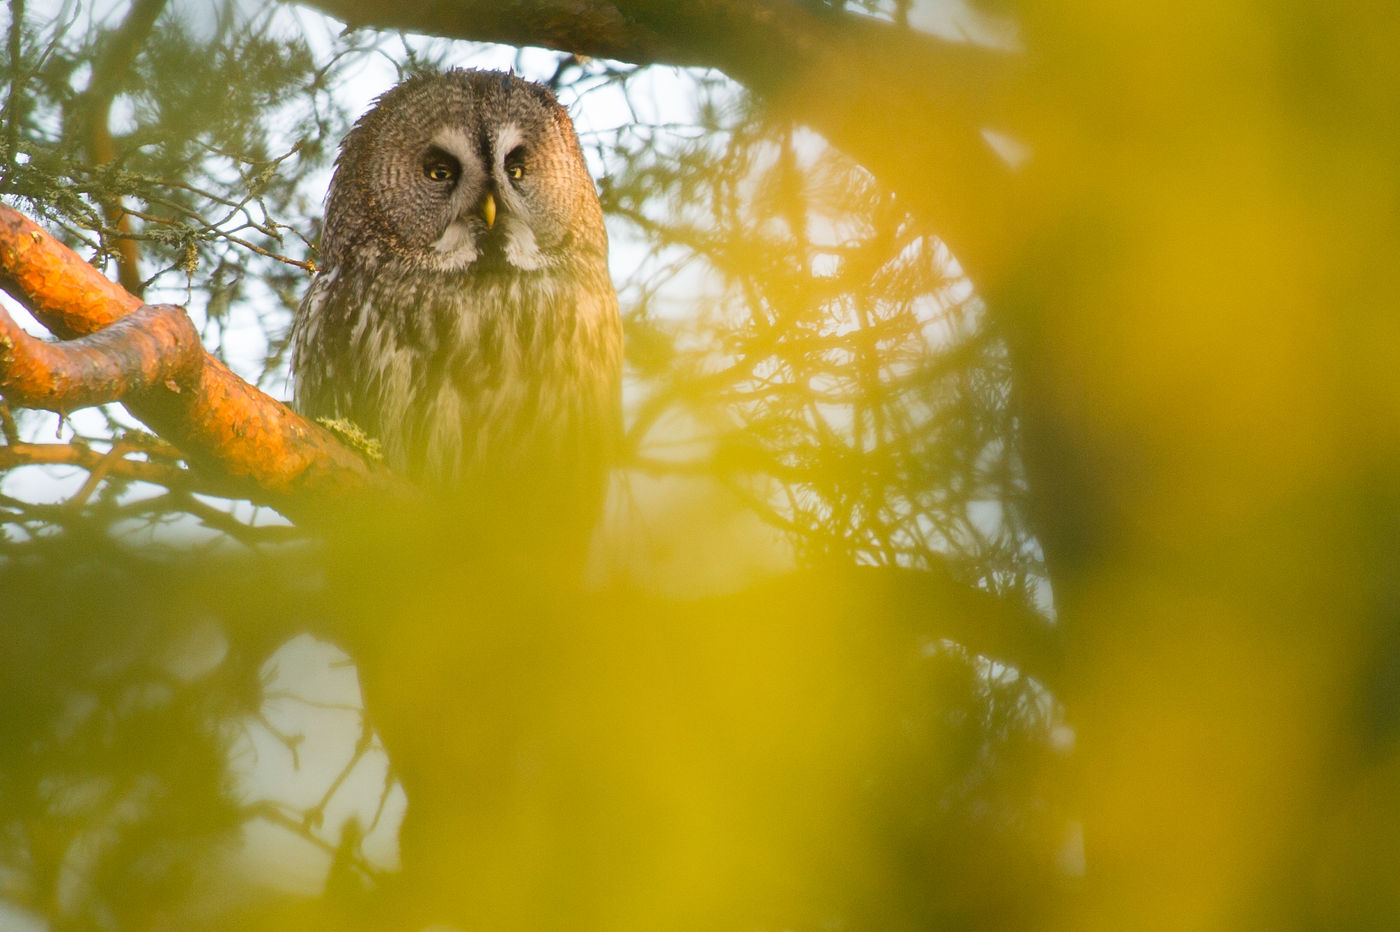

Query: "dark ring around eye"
(421, 145), (461, 183)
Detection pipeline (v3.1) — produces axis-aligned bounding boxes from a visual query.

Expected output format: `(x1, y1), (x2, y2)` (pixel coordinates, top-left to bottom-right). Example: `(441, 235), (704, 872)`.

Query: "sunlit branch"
(0, 301), (204, 410)
(0, 204), (413, 520)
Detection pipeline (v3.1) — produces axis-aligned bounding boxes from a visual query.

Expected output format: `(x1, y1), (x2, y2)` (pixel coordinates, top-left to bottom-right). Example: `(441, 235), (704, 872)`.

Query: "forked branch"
(0, 204), (411, 520)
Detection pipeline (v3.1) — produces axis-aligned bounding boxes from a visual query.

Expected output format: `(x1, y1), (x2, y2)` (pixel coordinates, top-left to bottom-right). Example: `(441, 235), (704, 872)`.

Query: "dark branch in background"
(297, 0), (1021, 279)
(699, 564), (1061, 690)
(2, 0), (24, 184)
(69, 0), (170, 295)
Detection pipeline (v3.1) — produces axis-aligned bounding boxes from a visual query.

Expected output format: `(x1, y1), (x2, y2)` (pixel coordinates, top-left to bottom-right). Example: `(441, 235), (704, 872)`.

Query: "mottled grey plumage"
(291, 70), (621, 541)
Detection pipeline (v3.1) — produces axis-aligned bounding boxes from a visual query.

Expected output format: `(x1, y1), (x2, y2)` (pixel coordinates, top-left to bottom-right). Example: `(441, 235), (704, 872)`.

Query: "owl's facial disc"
(424, 123), (548, 273)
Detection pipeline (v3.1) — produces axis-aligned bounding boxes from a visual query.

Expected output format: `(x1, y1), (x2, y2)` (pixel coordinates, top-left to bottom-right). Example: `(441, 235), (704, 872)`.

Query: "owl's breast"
(296, 261), (621, 502)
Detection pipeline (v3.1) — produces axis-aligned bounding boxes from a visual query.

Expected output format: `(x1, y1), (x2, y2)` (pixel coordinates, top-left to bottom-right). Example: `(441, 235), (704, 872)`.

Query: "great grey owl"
(290, 69), (622, 550)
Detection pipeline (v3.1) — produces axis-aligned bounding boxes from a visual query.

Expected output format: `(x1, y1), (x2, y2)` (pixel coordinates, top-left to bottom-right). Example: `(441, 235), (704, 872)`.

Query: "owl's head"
(320, 69), (605, 274)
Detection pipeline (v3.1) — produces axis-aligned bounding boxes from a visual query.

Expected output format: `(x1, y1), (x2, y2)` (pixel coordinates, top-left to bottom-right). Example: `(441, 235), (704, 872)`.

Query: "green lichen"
(316, 417), (383, 462)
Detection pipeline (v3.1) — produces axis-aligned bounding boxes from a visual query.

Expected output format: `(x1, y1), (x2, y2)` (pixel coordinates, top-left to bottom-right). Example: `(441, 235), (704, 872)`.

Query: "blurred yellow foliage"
(997, 2), (1400, 928)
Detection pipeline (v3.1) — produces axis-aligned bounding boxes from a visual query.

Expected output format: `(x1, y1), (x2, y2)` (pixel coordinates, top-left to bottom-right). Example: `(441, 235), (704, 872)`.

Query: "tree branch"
(0, 204), (412, 519)
(2, 0), (25, 186)
(74, 0), (170, 295)
(0, 302), (203, 410)
(296, 0), (1021, 279)
(0, 439), (188, 488)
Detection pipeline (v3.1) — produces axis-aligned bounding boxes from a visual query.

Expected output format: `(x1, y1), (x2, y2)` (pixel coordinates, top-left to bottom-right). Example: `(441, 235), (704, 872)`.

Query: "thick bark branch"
(297, 0), (1021, 279)
(0, 204), (411, 518)
(0, 302), (202, 410)
(312, 0), (663, 65)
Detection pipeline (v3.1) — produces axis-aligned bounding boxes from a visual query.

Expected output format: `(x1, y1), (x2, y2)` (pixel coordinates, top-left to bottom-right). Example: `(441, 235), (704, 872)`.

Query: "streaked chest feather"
(293, 261), (620, 486)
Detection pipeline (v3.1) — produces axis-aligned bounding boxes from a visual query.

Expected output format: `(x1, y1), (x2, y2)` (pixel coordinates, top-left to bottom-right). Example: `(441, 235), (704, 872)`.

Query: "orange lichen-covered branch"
(0, 204), (410, 518)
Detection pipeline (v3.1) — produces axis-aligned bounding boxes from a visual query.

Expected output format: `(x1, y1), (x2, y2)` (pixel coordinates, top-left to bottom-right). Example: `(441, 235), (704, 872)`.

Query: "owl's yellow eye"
(504, 146), (527, 181)
(422, 147), (460, 183)
(424, 163), (456, 182)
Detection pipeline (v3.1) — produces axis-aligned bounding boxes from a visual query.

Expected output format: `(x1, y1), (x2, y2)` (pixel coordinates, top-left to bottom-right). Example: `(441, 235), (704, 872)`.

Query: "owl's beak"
(479, 193), (497, 230)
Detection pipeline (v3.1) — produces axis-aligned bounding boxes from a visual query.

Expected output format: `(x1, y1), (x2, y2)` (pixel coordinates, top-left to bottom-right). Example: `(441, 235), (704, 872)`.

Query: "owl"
(290, 69), (622, 552)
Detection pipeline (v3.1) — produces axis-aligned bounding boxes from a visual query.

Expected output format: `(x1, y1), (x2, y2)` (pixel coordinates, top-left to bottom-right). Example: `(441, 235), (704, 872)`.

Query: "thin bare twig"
(0, 401), (17, 443)
(0, 440), (188, 487)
